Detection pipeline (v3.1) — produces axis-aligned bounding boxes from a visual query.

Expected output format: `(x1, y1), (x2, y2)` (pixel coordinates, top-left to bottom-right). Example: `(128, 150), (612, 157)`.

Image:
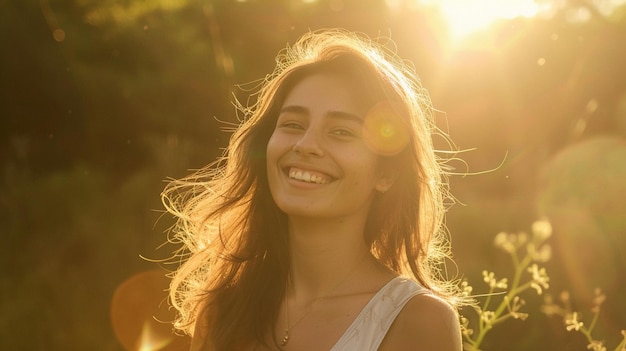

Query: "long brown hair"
(162, 29), (460, 350)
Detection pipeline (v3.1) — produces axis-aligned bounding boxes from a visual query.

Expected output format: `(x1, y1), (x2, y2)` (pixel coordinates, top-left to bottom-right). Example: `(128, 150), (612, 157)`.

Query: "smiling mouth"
(288, 167), (332, 184)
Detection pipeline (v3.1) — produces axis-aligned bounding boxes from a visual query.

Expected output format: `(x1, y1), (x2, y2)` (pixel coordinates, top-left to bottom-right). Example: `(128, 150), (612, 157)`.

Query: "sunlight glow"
(431, 0), (541, 42)
(111, 270), (181, 351)
(136, 320), (172, 351)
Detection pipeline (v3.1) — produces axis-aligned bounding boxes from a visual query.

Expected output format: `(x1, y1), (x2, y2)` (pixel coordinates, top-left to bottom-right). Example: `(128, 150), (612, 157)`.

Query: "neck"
(286, 215), (372, 303)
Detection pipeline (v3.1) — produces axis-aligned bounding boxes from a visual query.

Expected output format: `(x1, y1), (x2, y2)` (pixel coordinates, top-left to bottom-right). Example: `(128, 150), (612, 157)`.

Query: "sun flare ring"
(363, 101), (410, 156)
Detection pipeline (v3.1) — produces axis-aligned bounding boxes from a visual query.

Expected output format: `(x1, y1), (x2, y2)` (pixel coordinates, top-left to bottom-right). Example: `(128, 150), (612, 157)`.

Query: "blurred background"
(1, 0), (625, 350)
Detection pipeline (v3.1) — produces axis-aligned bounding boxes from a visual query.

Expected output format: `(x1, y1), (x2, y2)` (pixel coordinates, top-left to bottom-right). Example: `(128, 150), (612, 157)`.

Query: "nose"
(293, 129), (324, 157)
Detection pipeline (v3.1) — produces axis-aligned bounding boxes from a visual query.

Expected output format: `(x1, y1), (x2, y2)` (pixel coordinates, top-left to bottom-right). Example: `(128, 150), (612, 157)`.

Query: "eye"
(331, 128), (358, 138)
(277, 121), (304, 130)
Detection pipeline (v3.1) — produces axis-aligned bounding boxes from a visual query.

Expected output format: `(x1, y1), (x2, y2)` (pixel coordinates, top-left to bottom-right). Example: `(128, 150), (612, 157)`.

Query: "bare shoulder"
(378, 293), (462, 351)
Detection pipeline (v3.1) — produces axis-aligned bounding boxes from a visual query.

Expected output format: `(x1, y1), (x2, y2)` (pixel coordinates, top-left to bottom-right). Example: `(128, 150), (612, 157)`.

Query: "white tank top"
(330, 276), (430, 351)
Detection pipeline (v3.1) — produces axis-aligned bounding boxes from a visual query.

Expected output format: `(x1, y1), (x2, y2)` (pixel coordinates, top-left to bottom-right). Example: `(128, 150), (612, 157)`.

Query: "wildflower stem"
(511, 281), (532, 296)
(615, 334), (626, 351)
(589, 306), (600, 332)
(469, 255), (533, 350)
(464, 220), (555, 351)
(476, 287), (494, 336)
(493, 313), (514, 325)
(511, 255), (532, 293)
(470, 322), (490, 350)
(580, 327), (595, 346)
(482, 287), (495, 316)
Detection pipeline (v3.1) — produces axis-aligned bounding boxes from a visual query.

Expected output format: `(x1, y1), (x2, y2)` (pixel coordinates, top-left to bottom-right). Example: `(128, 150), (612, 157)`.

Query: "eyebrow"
(279, 105), (363, 124)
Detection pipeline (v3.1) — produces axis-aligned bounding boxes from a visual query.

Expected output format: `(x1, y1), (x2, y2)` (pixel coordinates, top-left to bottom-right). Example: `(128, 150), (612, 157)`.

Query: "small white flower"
(586, 340), (606, 351)
(528, 242), (552, 262)
(566, 312), (584, 331)
(528, 264), (550, 295)
(532, 218), (553, 241)
(481, 311), (496, 324)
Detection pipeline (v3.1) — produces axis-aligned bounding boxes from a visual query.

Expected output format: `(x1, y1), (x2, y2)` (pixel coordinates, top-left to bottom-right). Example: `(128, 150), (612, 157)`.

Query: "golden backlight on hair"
(161, 30), (462, 348)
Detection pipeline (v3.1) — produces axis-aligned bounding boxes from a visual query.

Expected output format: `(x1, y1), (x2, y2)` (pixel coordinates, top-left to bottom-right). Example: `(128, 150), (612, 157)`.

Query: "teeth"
(288, 168), (330, 184)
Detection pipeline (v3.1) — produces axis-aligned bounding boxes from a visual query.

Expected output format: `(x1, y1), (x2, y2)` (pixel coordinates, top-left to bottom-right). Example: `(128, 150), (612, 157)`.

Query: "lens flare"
(363, 101), (410, 156)
(537, 137), (626, 302)
(137, 320), (173, 351)
(111, 269), (188, 351)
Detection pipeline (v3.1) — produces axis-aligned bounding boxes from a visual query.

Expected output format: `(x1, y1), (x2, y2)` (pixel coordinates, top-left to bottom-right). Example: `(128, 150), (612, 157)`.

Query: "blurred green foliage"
(1, 0), (625, 350)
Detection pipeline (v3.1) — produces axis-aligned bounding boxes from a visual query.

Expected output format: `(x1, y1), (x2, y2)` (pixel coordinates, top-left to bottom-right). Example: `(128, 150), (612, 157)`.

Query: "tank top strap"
(331, 276), (430, 351)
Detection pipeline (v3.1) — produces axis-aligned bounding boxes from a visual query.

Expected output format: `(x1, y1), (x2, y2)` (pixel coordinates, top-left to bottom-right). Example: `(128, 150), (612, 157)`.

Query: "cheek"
(266, 133), (282, 163)
(345, 155), (381, 186)
(266, 139), (274, 163)
(266, 136), (279, 182)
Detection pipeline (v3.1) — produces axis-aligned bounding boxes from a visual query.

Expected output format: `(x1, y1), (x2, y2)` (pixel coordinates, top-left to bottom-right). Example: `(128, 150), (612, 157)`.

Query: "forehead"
(281, 73), (369, 116)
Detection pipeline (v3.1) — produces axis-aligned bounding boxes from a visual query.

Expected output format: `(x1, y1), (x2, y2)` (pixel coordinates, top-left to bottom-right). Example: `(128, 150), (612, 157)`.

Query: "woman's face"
(266, 73), (388, 221)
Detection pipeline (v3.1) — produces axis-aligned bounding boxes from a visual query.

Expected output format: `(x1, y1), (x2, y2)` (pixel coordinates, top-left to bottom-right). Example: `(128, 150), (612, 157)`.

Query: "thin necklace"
(279, 254), (368, 347)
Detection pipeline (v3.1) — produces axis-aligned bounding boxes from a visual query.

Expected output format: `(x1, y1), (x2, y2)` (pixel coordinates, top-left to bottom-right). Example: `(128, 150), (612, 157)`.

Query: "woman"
(162, 29), (463, 351)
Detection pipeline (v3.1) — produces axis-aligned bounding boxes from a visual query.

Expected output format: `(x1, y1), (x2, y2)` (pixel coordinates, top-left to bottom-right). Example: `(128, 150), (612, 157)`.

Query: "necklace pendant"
(280, 330), (289, 347)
